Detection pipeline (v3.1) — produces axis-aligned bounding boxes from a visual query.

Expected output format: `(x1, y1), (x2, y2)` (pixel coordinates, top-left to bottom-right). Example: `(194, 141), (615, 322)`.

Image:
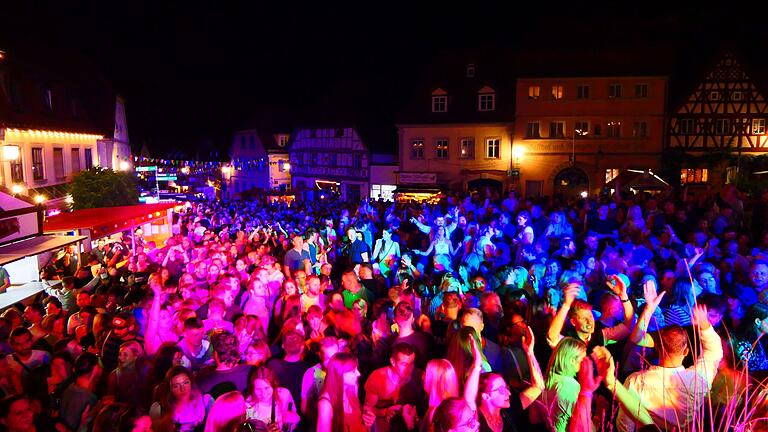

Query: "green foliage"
(69, 166), (139, 210)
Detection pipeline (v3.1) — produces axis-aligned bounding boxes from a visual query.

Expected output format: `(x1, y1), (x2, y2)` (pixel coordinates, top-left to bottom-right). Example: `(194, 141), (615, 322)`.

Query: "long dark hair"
(320, 352), (359, 432)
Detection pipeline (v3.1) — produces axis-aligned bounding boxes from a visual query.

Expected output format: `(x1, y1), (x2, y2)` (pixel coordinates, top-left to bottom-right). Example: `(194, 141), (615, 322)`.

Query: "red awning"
(44, 202), (179, 237)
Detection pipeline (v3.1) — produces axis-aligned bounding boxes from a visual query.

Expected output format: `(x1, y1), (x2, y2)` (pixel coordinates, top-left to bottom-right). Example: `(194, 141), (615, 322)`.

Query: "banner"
(399, 172), (437, 184)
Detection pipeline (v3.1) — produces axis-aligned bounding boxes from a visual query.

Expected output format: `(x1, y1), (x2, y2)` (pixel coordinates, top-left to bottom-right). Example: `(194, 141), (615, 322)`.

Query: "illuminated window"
(528, 86), (540, 99)
(635, 83), (648, 98)
(432, 96), (447, 112)
(605, 169), (620, 183)
(552, 85), (564, 100)
(709, 91), (721, 101)
(680, 168), (708, 184)
(485, 138), (500, 159)
(632, 121), (648, 137)
(577, 85), (590, 99)
(278, 135), (289, 147)
(435, 139), (449, 159)
(753, 119), (766, 135)
(549, 122), (565, 138)
(575, 121), (589, 138)
(526, 122), (540, 138)
(478, 93), (495, 111)
(715, 119), (730, 135)
(9, 148), (23, 182)
(32, 148), (44, 180)
(607, 121), (621, 138)
(411, 139), (424, 159)
(608, 84), (623, 98)
(460, 138), (474, 159)
(731, 91), (743, 101)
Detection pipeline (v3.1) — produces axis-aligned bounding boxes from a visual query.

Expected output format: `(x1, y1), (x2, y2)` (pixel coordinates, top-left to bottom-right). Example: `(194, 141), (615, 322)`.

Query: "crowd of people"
(1, 183), (768, 432)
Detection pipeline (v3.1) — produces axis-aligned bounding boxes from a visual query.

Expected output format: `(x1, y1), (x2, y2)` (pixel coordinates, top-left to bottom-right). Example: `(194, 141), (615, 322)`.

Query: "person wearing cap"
(546, 275), (635, 352)
(100, 312), (140, 373)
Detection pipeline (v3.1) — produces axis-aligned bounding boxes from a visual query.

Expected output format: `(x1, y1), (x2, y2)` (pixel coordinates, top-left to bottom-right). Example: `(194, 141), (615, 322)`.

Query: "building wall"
(1, 128), (100, 190)
(268, 152), (291, 190)
(229, 129), (270, 197)
(398, 123), (513, 190)
(289, 127), (370, 200)
(514, 76), (667, 196)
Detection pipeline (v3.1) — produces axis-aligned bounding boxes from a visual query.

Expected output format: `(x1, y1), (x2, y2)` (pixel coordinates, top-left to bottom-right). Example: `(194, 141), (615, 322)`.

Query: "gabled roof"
(667, 47), (768, 113)
(397, 48), (516, 125)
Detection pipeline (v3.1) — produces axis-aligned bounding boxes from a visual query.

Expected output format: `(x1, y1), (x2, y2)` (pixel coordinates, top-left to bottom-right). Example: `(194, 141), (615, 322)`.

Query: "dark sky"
(1, 2), (766, 157)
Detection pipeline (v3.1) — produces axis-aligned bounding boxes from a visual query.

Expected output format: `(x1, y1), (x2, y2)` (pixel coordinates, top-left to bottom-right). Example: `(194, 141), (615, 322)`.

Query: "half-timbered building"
(668, 52), (768, 186)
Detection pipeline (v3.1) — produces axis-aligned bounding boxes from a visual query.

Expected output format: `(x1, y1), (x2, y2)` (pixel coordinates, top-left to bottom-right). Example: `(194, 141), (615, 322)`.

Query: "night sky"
(2, 2), (767, 157)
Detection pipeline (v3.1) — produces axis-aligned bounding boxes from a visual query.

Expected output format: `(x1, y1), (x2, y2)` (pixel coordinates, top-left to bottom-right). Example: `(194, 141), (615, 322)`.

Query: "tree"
(69, 166), (139, 210)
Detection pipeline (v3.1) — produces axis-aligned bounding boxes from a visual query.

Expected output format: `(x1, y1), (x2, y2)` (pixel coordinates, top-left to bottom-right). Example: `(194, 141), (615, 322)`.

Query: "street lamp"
(512, 145), (526, 167)
(571, 128), (588, 165)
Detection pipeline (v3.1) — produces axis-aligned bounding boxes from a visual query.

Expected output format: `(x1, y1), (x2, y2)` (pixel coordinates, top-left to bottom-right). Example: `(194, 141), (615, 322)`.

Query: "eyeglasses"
(488, 386), (510, 394)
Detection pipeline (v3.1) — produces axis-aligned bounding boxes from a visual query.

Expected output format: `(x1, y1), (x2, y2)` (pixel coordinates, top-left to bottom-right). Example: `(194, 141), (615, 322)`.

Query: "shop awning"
(44, 202), (179, 237)
(0, 234), (86, 266)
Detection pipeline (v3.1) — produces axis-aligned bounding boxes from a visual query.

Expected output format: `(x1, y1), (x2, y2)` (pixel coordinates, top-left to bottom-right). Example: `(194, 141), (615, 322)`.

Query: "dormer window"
(278, 134), (289, 147)
(466, 64), (476, 78)
(432, 88), (448, 112)
(478, 86), (495, 111)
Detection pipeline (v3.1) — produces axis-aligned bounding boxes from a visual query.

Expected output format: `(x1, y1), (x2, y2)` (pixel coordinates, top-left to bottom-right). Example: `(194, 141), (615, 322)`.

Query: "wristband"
(620, 298), (630, 303)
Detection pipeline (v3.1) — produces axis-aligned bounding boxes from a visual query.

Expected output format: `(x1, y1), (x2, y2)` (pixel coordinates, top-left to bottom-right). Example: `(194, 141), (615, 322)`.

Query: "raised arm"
(628, 279), (665, 347)
(520, 325), (545, 409)
(592, 346), (654, 430)
(691, 304), (724, 385)
(463, 335), (483, 411)
(568, 356), (601, 432)
(546, 284), (580, 347)
(144, 279), (164, 355)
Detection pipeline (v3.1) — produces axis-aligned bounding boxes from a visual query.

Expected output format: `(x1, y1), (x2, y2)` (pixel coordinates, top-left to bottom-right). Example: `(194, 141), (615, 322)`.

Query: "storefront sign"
(399, 172), (437, 184)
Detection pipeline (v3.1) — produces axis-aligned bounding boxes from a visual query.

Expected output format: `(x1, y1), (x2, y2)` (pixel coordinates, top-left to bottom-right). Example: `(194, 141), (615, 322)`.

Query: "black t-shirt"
(349, 240), (370, 264)
(266, 358), (311, 414)
(196, 364), (253, 399)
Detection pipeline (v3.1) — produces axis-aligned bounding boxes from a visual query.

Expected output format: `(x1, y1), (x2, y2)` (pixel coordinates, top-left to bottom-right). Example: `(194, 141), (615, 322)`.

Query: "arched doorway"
(554, 167), (589, 197)
(467, 178), (503, 197)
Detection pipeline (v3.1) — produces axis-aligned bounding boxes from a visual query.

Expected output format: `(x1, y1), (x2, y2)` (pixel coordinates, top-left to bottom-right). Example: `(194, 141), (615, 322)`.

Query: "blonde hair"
(424, 359), (459, 405)
(545, 337), (586, 387)
(203, 391), (245, 432)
